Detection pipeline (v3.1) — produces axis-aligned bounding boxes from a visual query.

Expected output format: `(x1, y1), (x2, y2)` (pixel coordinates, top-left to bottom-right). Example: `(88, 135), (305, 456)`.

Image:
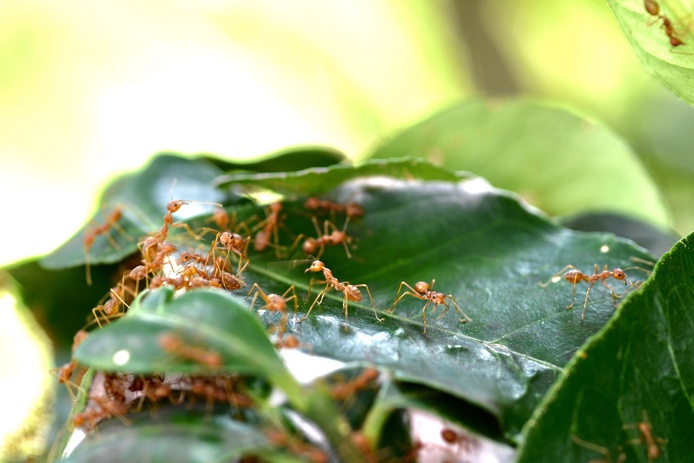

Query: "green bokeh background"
(2, 0), (693, 267)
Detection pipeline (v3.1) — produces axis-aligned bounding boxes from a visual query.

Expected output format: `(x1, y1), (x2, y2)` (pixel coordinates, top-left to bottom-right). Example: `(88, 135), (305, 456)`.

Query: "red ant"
(252, 202), (286, 257)
(302, 260), (383, 331)
(389, 280), (472, 334)
(296, 216), (354, 259)
(246, 283), (298, 336)
(83, 207), (131, 285)
(329, 368), (379, 401)
(212, 231), (250, 276)
(644, 0), (686, 47)
(304, 196), (365, 220)
(52, 330), (89, 400)
(140, 199), (220, 257)
(159, 333), (223, 368)
(624, 411), (666, 461)
(72, 395), (131, 431)
(91, 273), (138, 326)
(539, 264), (634, 320)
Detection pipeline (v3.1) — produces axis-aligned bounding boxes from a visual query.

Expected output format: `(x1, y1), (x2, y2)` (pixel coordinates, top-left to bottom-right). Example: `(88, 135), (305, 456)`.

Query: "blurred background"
(3, 0), (694, 458)
(1, 0), (693, 268)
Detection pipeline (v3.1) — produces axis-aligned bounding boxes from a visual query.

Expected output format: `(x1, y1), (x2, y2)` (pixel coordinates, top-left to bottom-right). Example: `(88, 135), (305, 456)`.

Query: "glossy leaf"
(369, 98), (669, 227)
(561, 211), (679, 257)
(213, 157), (467, 196)
(609, 0), (694, 108)
(73, 287), (302, 404)
(240, 177), (654, 440)
(516, 231), (694, 462)
(64, 406), (281, 463)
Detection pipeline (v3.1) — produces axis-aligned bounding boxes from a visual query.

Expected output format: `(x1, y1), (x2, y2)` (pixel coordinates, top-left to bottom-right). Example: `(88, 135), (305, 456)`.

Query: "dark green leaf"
(213, 157), (467, 196)
(73, 287), (300, 401)
(516, 232), (694, 463)
(561, 211), (679, 257)
(41, 153), (229, 270)
(7, 259), (124, 347)
(204, 145), (346, 172)
(369, 98), (669, 227)
(240, 178), (654, 440)
(608, 0), (694, 108)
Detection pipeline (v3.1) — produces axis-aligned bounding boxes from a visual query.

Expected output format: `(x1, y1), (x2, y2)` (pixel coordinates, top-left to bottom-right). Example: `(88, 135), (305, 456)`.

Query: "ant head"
(269, 202), (283, 213)
(414, 281), (430, 294)
(612, 268), (628, 284)
(305, 260), (324, 273)
(167, 200), (187, 213)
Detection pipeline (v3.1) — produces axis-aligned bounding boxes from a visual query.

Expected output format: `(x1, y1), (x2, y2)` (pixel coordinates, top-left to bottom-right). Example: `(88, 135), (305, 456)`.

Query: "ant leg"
(299, 288), (330, 322)
(354, 284), (384, 322)
(388, 281), (420, 313)
(580, 282), (598, 320)
(421, 300), (433, 334)
(447, 295), (472, 323)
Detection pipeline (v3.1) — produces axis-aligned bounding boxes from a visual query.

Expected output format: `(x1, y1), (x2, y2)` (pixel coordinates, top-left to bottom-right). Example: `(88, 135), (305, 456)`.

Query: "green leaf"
(41, 153), (229, 270)
(369, 98), (669, 227)
(7, 259), (124, 347)
(73, 287), (302, 405)
(516, 231), (694, 462)
(213, 157), (467, 196)
(561, 211), (679, 257)
(64, 406), (279, 463)
(204, 145), (346, 172)
(240, 177), (654, 440)
(608, 0), (694, 108)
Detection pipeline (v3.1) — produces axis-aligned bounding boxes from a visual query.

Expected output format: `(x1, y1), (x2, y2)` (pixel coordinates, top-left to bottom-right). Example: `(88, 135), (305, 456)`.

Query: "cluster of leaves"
(7, 96), (691, 463)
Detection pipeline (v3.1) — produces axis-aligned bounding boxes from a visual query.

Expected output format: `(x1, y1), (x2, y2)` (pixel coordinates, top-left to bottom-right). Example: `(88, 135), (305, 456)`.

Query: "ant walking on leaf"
(644, 0), (687, 48)
(624, 411), (666, 461)
(388, 280), (472, 334)
(539, 264), (636, 320)
(246, 283), (298, 339)
(83, 206), (132, 285)
(295, 216), (355, 260)
(301, 260), (383, 331)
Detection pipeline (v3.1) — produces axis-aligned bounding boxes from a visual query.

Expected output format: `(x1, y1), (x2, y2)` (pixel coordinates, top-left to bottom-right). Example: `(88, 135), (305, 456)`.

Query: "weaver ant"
(141, 199), (221, 257)
(329, 367), (379, 401)
(246, 283), (298, 337)
(91, 273), (138, 326)
(389, 280), (472, 334)
(158, 333), (223, 368)
(296, 216), (354, 259)
(303, 196), (364, 220)
(52, 330), (89, 400)
(83, 207), (130, 285)
(252, 202), (287, 257)
(624, 411), (666, 461)
(644, 0), (686, 48)
(571, 435), (626, 463)
(301, 260), (383, 331)
(440, 427), (475, 455)
(539, 264), (635, 320)
(72, 395), (131, 431)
